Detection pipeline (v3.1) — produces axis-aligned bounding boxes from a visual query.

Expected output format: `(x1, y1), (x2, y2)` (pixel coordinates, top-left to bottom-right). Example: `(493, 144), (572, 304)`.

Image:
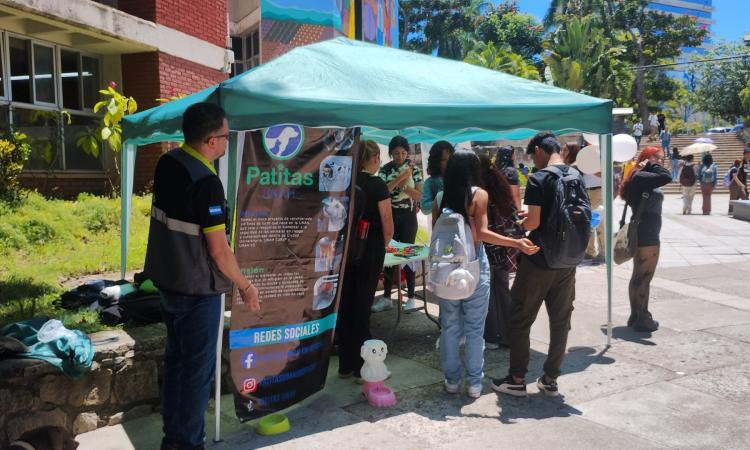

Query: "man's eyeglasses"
(206, 133), (230, 143)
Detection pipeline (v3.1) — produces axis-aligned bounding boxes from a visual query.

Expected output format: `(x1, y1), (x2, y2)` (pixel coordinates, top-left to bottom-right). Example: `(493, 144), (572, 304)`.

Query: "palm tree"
(464, 42), (540, 81)
(543, 0), (615, 31)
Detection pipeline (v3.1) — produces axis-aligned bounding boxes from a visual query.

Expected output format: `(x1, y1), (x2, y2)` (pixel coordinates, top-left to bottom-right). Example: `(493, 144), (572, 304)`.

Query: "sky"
(512, 0), (749, 43)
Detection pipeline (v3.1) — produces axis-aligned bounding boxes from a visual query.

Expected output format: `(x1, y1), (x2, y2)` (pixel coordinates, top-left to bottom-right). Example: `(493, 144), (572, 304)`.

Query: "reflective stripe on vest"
(151, 206), (200, 236)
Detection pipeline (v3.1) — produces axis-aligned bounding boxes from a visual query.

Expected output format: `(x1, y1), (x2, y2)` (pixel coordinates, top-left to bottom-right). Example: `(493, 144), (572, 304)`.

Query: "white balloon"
(576, 145), (601, 174)
(612, 134), (638, 162)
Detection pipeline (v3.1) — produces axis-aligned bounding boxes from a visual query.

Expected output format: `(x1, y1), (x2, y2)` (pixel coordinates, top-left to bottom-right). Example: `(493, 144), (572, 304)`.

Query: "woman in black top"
(621, 146), (671, 332)
(495, 146), (522, 210)
(373, 135), (423, 312)
(336, 140), (394, 379)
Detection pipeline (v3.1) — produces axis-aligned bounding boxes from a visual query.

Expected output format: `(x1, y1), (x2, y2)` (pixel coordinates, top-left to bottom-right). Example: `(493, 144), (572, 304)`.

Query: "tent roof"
(123, 37), (612, 145)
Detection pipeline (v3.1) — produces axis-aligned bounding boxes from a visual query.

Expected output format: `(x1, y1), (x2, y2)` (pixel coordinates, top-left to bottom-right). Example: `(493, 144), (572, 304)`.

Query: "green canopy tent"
(121, 36), (614, 438)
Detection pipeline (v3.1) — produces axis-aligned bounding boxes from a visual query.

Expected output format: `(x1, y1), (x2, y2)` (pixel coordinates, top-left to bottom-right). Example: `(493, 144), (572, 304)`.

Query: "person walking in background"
(420, 141), (455, 214)
(648, 112), (658, 142)
(739, 147), (750, 197)
(698, 153), (718, 215)
(728, 160), (748, 214)
(479, 155), (524, 350)
(374, 136), (423, 312)
(633, 119), (644, 146)
(495, 145), (522, 210)
(660, 128), (671, 155)
(621, 147), (671, 332)
(432, 150), (538, 399)
(670, 145), (679, 182)
(678, 154), (698, 215)
(657, 112), (666, 133)
(336, 140), (394, 380)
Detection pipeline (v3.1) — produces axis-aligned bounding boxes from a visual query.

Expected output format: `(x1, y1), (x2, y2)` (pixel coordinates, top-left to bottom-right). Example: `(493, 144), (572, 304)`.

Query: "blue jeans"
(160, 293), (222, 449)
(672, 158), (679, 181)
(439, 246), (491, 387)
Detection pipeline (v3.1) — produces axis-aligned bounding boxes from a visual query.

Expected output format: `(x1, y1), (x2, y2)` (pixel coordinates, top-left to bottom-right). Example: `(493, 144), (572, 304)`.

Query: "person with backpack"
(728, 160), (748, 214)
(678, 154), (698, 215)
(698, 153), (718, 215)
(420, 141), (455, 214)
(336, 140), (394, 380)
(430, 150), (538, 398)
(495, 146), (523, 210)
(621, 147), (671, 332)
(373, 136), (423, 313)
(492, 132), (591, 398)
(479, 155), (524, 350)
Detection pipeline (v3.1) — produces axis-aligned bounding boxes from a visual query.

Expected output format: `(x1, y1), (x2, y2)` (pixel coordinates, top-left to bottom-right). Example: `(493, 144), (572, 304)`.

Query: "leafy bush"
(0, 131), (32, 202)
(20, 218), (57, 245)
(0, 222), (27, 251)
(80, 200), (119, 233)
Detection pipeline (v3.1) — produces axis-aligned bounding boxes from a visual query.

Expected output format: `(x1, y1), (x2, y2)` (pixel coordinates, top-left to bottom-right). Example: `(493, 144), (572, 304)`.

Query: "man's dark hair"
(388, 135), (410, 155)
(182, 102), (226, 144)
(526, 131), (559, 155)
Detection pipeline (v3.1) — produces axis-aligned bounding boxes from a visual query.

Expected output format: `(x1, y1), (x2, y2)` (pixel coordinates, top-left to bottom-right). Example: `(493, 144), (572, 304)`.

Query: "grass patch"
(0, 191), (151, 333)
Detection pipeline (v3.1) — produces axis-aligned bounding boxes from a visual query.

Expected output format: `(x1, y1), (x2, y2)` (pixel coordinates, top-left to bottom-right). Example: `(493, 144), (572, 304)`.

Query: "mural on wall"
(261, 0), (397, 63)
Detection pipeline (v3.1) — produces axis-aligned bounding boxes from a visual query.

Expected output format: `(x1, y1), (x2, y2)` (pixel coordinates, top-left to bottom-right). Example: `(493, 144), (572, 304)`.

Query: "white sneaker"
(485, 341), (500, 350)
(459, 336), (466, 346)
(435, 335), (440, 350)
(403, 297), (417, 312)
(371, 297), (393, 312)
(445, 380), (459, 394)
(467, 384), (482, 398)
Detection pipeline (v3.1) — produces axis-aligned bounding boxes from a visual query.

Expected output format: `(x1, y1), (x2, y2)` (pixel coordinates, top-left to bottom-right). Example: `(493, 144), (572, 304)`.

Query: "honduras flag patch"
(208, 205), (223, 216)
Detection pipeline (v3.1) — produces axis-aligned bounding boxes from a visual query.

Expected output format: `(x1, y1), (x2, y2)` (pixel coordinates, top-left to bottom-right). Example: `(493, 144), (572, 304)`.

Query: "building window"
(1, 31), (104, 172)
(9, 37), (32, 103)
(230, 28), (260, 76)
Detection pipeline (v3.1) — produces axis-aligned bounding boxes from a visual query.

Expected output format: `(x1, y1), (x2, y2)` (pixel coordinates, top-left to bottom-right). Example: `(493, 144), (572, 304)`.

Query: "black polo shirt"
(152, 144), (227, 233)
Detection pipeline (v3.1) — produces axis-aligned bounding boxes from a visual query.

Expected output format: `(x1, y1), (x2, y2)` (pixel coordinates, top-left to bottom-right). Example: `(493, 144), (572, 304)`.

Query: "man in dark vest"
(144, 102), (259, 450)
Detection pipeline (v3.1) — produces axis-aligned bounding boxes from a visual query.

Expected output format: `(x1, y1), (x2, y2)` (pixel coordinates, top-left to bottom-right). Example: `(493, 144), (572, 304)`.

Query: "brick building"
(0, 0), (396, 197)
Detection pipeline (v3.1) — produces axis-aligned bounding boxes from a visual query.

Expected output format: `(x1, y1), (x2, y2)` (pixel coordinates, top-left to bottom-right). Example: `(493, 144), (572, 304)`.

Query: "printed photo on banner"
(319, 155), (352, 192)
(322, 129), (356, 153)
(314, 235), (344, 272)
(316, 195), (349, 232)
(313, 274), (339, 311)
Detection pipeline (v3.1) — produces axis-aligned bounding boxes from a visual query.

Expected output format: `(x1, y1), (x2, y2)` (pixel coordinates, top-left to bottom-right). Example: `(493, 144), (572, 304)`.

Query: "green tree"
(694, 42), (750, 123)
(464, 41), (540, 80)
(613, 0), (706, 127)
(543, 15), (631, 102)
(476, 1), (544, 60)
(543, 0), (615, 31)
(398, 0), (489, 60)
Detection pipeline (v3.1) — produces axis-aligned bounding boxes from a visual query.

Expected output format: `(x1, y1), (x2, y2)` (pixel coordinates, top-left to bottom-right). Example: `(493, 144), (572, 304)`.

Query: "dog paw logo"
(241, 378), (258, 394)
(263, 124), (304, 160)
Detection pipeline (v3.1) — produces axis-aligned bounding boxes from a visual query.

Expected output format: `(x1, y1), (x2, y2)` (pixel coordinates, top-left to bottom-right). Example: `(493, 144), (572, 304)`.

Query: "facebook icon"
(240, 351), (255, 370)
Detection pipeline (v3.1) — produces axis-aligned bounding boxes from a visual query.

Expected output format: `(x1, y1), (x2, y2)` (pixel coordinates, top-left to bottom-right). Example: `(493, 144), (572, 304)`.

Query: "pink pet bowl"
(362, 380), (397, 408)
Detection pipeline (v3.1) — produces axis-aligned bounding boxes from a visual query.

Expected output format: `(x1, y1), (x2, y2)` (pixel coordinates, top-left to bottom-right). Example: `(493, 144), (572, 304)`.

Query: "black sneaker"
(491, 375), (527, 397)
(536, 376), (559, 397)
(633, 311), (659, 332)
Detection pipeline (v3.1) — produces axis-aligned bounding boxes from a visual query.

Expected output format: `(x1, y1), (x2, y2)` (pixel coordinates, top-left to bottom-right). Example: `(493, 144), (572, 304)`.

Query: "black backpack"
(346, 178), (370, 265)
(536, 166), (591, 268)
(680, 163), (696, 187)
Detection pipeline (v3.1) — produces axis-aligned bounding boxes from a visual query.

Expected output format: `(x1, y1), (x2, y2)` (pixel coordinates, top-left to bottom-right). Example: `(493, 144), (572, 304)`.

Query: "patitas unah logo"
(263, 124), (304, 160)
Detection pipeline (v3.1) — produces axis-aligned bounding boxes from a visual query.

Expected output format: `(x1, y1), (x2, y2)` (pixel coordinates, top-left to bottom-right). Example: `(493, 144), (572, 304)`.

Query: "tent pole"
(120, 143), (137, 280)
(600, 134), (614, 347)
(214, 294), (225, 443)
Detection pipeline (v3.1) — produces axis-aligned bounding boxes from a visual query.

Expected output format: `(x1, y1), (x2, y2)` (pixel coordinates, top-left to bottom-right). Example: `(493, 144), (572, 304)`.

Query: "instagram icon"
(241, 378), (257, 393)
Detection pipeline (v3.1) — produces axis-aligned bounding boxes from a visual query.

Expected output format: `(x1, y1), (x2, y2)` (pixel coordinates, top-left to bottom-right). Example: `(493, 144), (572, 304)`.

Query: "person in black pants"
(336, 140), (394, 379)
(372, 136), (423, 312)
(621, 146), (671, 332)
(479, 155), (522, 349)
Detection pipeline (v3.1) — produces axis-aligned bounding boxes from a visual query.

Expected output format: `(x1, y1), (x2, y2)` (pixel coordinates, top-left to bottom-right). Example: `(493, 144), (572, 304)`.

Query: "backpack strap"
(619, 198), (629, 229)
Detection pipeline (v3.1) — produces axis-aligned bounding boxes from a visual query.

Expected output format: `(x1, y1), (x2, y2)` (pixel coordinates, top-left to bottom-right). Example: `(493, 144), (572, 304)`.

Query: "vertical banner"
(229, 125), (359, 421)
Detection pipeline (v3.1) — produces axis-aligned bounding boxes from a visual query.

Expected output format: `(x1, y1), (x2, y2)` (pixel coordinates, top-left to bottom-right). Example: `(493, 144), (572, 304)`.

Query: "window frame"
(230, 27), (260, 76)
(1, 30), (104, 173)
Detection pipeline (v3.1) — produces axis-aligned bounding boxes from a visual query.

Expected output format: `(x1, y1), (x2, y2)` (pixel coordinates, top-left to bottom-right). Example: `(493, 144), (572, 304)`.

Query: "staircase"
(639, 134), (746, 194)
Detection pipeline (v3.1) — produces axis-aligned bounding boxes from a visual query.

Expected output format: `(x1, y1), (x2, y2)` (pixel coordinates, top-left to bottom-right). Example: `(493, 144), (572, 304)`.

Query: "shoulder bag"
(614, 192), (650, 265)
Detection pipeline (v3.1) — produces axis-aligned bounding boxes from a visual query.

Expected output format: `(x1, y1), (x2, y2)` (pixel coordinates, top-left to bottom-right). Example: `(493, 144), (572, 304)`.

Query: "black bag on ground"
(536, 166), (592, 268)
(99, 293), (163, 325)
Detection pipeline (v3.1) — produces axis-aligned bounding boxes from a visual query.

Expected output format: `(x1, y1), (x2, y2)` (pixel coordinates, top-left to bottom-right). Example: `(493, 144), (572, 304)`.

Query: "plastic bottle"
(37, 319), (76, 343)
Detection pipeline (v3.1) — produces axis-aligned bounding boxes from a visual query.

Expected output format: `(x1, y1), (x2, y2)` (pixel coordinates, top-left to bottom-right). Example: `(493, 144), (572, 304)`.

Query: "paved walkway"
(78, 194), (750, 449)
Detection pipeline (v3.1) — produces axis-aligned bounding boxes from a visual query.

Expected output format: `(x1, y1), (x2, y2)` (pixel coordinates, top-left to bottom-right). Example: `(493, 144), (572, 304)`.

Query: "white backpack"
(428, 203), (480, 300)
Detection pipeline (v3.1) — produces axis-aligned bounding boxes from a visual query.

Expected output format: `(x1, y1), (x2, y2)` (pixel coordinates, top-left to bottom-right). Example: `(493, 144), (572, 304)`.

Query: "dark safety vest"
(143, 149), (232, 296)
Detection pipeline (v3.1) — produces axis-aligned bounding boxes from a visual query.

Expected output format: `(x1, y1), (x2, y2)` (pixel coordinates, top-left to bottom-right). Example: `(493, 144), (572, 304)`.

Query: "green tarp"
(123, 37), (612, 145)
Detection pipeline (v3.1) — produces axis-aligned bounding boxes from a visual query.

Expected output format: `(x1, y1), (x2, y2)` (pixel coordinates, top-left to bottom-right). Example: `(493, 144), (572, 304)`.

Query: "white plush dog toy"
(360, 339), (390, 382)
(445, 268), (475, 294)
